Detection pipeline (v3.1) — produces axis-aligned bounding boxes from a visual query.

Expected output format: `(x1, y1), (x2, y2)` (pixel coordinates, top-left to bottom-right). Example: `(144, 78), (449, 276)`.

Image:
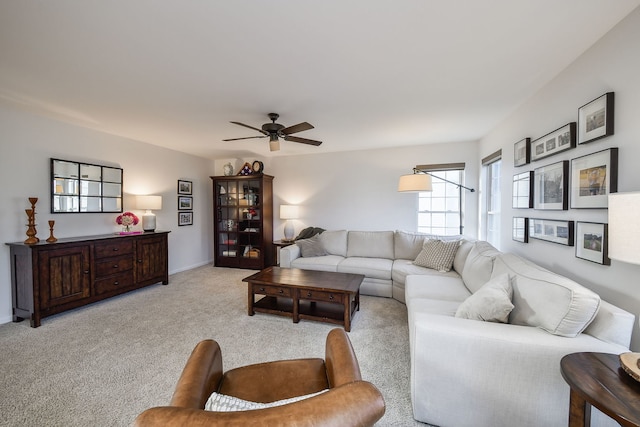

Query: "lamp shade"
(136, 195), (162, 210)
(608, 192), (640, 265)
(280, 205), (299, 220)
(398, 174), (432, 192)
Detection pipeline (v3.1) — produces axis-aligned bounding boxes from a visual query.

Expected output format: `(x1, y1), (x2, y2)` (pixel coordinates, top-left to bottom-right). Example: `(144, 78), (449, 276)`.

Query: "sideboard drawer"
(299, 289), (343, 303)
(95, 257), (134, 278)
(94, 240), (134, 259)
(94, 272), (135, 295)
(252, 284), (292, 298)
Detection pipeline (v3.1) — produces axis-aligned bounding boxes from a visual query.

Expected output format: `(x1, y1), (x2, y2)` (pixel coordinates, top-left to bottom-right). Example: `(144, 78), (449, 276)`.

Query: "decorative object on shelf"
(177, 179), (192, 195)
(223, 162), (234, 176)
(575, 222), (610, 265)
(178, 211), (193, 226)
(512, 171), (533, 209)
(514, 138), (531, 167)
(238, 162), (253, 176)
(608, 191), (640, 265)
(224, 219), (235, 231)
(280, 205), (299, 242)
(533, 160), (569, 210)
(116, 211), (139, 233)
(531, 123), (576, 162)
(136, 195), (162, 232)
(512, 217), (528, 243)
(578, 92), (614, 145)
(252, 160), (264, 173)
(46, 220), (57, 243)
(529, 218), (574, 246)
(24, 197), (39, 244)
(570, 148), (618, 209)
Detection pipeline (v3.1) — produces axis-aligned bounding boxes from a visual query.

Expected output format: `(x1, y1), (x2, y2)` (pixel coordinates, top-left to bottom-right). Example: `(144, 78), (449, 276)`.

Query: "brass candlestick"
(24, 209), (38, 244)
(46, 220), (57, 243)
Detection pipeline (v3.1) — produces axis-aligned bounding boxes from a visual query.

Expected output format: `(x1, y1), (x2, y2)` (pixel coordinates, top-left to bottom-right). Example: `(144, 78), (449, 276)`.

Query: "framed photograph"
(529, 218), (574, 246)
(178, 211), (193, 226)
(514, 138), (531, 167)
(178, 196), (193, 210)
(575, 222), (610, 265)
(178, 179), (193, 195)
(578, 92), (614, 145)
(512, 217), (529, 243)
(533, 160), (569, 210)
(513, 171), (534, 209)
(531, 123), (576, 162)
(570, 148), (618, 209)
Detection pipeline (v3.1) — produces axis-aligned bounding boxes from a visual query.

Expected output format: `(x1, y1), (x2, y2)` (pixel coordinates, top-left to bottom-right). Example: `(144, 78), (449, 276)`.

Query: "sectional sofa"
(279, 230), (636, 427)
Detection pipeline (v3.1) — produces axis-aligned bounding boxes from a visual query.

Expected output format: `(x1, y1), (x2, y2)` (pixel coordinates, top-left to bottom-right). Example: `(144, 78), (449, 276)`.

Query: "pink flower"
(116, 212), (139, 227)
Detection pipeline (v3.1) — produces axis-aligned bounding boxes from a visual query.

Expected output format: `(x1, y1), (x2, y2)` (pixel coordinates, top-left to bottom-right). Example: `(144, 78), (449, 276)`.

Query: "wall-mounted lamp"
(280, 205), (299, 242)
(136, 195), (163, 232)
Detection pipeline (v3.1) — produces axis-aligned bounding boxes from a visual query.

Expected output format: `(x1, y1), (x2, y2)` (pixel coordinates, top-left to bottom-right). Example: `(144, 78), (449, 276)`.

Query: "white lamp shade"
(608, 192), (640, 265)
(280, 205), (299, 220)
(398, 174), (432, 192)
(136, 195), (163, 210)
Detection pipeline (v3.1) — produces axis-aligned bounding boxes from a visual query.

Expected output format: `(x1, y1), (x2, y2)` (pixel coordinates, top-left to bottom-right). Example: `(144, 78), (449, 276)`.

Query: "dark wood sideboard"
(7, 231), (169, 327)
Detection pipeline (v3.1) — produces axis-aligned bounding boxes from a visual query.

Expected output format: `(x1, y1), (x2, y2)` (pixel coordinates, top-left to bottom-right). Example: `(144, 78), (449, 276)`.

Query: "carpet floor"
(0, 265), (428, 426)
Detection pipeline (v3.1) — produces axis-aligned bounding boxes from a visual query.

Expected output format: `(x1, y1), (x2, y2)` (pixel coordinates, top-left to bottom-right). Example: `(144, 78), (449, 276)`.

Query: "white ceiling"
(1, 1), (639, 159)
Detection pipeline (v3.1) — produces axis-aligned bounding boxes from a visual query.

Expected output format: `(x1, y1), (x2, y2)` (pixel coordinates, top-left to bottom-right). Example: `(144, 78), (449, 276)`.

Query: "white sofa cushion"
(452, 239), (474, 274)
(394, 230), (427, 260)
(337, 257), (393, 280)
(455, 273), (514, 323)
(460, 241), (500, 293)
(405, 274), (470, 302)
(346, 231), (394, 259)
(413, 239), (460, 272)
(492, 253), (601, 337)
(392, 259), (459, 285)
(290, 255), (344, 272)
(319, 230), (348, 257)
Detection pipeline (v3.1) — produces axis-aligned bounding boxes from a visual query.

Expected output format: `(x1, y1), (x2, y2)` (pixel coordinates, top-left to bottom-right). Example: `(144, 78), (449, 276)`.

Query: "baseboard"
(169, 259), (213, 275)
(0, 315), (14, 325)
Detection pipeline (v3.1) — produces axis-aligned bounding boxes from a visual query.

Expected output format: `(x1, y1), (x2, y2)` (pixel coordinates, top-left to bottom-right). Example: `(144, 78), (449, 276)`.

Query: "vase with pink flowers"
(116, 211), (139, 233)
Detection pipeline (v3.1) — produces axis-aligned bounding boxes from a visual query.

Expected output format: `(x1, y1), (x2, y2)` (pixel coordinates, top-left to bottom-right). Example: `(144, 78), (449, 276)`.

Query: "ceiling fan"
(223, 113), (323, 152)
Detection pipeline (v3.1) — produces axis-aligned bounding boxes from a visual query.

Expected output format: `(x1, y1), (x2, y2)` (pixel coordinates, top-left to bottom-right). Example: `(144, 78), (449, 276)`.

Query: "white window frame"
(482, 151), (502, 248)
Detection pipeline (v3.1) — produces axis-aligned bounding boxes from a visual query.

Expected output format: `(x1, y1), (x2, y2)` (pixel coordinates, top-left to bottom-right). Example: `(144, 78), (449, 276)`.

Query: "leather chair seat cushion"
(219, 359), (329, 403)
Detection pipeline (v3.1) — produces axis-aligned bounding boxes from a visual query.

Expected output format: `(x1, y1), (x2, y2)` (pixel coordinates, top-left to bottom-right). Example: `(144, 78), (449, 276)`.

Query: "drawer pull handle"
(259, 287), (265, 292)
(113, 265), (119, 268)
(307, 292), (312, 297)
(83, 270), (89, 274)
(113, 248), (119, 251)
(114, 281), (119, 285)
(278, 289), (284, 294)
(329, 294), (334, 300)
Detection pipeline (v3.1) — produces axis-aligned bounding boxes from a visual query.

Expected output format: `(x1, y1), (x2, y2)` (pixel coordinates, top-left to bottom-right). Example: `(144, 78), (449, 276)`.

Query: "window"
(416, 165), (466, 236)
(482, 151), (502, 247)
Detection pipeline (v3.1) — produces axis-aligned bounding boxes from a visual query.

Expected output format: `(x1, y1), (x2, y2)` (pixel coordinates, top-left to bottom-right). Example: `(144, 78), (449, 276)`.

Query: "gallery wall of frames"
(512, 92), (615, 265)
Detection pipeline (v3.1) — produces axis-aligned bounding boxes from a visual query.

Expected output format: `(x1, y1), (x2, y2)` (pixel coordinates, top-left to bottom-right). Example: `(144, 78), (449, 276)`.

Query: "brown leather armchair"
(134, 328), (385, 426)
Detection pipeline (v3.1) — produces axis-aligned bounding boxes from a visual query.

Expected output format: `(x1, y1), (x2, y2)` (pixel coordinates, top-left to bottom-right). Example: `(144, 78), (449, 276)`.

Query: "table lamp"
(280, 205), (299, 242)
(136, 195), (163, 232)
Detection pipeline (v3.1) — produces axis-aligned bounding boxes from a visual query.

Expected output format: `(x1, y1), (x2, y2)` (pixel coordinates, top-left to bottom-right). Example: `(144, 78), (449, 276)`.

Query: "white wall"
(269, 141), (479, 239)
(0, 103), (214, 324)
(479, 7), (640, 350)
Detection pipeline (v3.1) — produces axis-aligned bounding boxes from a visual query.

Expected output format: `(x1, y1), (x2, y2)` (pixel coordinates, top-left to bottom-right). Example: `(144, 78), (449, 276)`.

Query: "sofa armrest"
(170, 339), (223, 409)
(279, 244), (300, 268)
(409, 313), (629, 427)
(134, 381), (385, 427)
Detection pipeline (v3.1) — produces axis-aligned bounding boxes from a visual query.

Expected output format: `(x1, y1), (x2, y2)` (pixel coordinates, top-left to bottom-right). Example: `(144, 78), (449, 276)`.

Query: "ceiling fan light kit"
(224, 113), (322, 152)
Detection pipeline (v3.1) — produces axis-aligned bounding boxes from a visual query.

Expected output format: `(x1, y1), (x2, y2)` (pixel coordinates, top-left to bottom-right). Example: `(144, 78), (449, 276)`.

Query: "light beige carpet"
(0, 265), (427, 426)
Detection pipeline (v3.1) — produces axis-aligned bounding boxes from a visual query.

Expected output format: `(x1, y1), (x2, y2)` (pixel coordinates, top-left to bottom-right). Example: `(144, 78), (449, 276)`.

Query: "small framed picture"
(575, 222), (610, 265)
(533, 160), (569, 210)
(513, 217), (529, 243)
(514, 138), (531, 167)
(512, 171), (534, 209)
(578, 92), (614, 145)
(178, 179), (193, 195)
(178, 211), (193, 226)
(531, 123), (576, 162)
(178, 196), (193, 210)
(570, 148), (618, 209)
(529, 218), (574, 246)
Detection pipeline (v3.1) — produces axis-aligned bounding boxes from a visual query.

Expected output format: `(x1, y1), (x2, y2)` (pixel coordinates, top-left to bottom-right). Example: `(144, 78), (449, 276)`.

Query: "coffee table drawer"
(253, 284), (292, 298)
(300, 289), (343, 303)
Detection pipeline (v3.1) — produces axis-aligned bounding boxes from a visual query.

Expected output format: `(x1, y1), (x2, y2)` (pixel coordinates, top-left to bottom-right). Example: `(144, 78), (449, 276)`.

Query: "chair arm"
(325, 328), (362, 387)
(170, 339), (223, 409)
(133, 381), (385, 427)
(279, 244), (300, 268)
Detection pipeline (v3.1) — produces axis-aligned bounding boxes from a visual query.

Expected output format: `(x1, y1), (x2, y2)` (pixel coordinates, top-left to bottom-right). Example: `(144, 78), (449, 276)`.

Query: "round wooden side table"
(560, 352), (640, 427)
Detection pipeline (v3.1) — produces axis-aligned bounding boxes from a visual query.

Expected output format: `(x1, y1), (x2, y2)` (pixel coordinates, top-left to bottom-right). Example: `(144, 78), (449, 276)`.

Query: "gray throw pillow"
(455, 273), (514, 323)
(297, 235), (328, 257)
(413, 239), (460, 272)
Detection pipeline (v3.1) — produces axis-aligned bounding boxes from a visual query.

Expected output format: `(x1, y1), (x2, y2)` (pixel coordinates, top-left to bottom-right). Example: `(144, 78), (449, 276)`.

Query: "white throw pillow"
(413, 239), (460, 272)
(455, 273), (514, 323)
(205, 390), (327, 412)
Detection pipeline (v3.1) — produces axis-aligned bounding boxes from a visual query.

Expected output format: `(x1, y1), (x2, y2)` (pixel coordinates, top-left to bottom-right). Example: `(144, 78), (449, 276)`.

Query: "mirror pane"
(80, 196), (102, 212)
(103, 167), (122, 183)
(81, 180), (102, 196)
(80, 164), (101, 181)
(53, 195), (79, 212)
(103, 197), (121, 212)
(103, 183), (121, 197)
(53, 160), (79, 178)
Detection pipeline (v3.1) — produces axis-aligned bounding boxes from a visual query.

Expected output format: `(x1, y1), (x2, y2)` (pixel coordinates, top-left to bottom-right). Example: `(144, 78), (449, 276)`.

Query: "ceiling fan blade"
(284, 135), (323, 146)
(281, 122), (314, 135)
(230, 121), (268, 135)
(223, 135), (268, 141)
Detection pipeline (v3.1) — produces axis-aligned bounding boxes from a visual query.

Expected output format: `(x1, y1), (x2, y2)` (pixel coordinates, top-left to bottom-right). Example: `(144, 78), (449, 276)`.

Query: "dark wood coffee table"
(560, 352), (640, 427)
(243, 267), (364, 331)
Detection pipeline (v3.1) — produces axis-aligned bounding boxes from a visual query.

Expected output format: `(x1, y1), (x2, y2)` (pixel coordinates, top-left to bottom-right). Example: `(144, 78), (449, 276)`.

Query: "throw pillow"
(413, 239), (460, 272)
(455, 273), (514, 323)
(296, 235), (328, 257)
(205, 390), (327, 412)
